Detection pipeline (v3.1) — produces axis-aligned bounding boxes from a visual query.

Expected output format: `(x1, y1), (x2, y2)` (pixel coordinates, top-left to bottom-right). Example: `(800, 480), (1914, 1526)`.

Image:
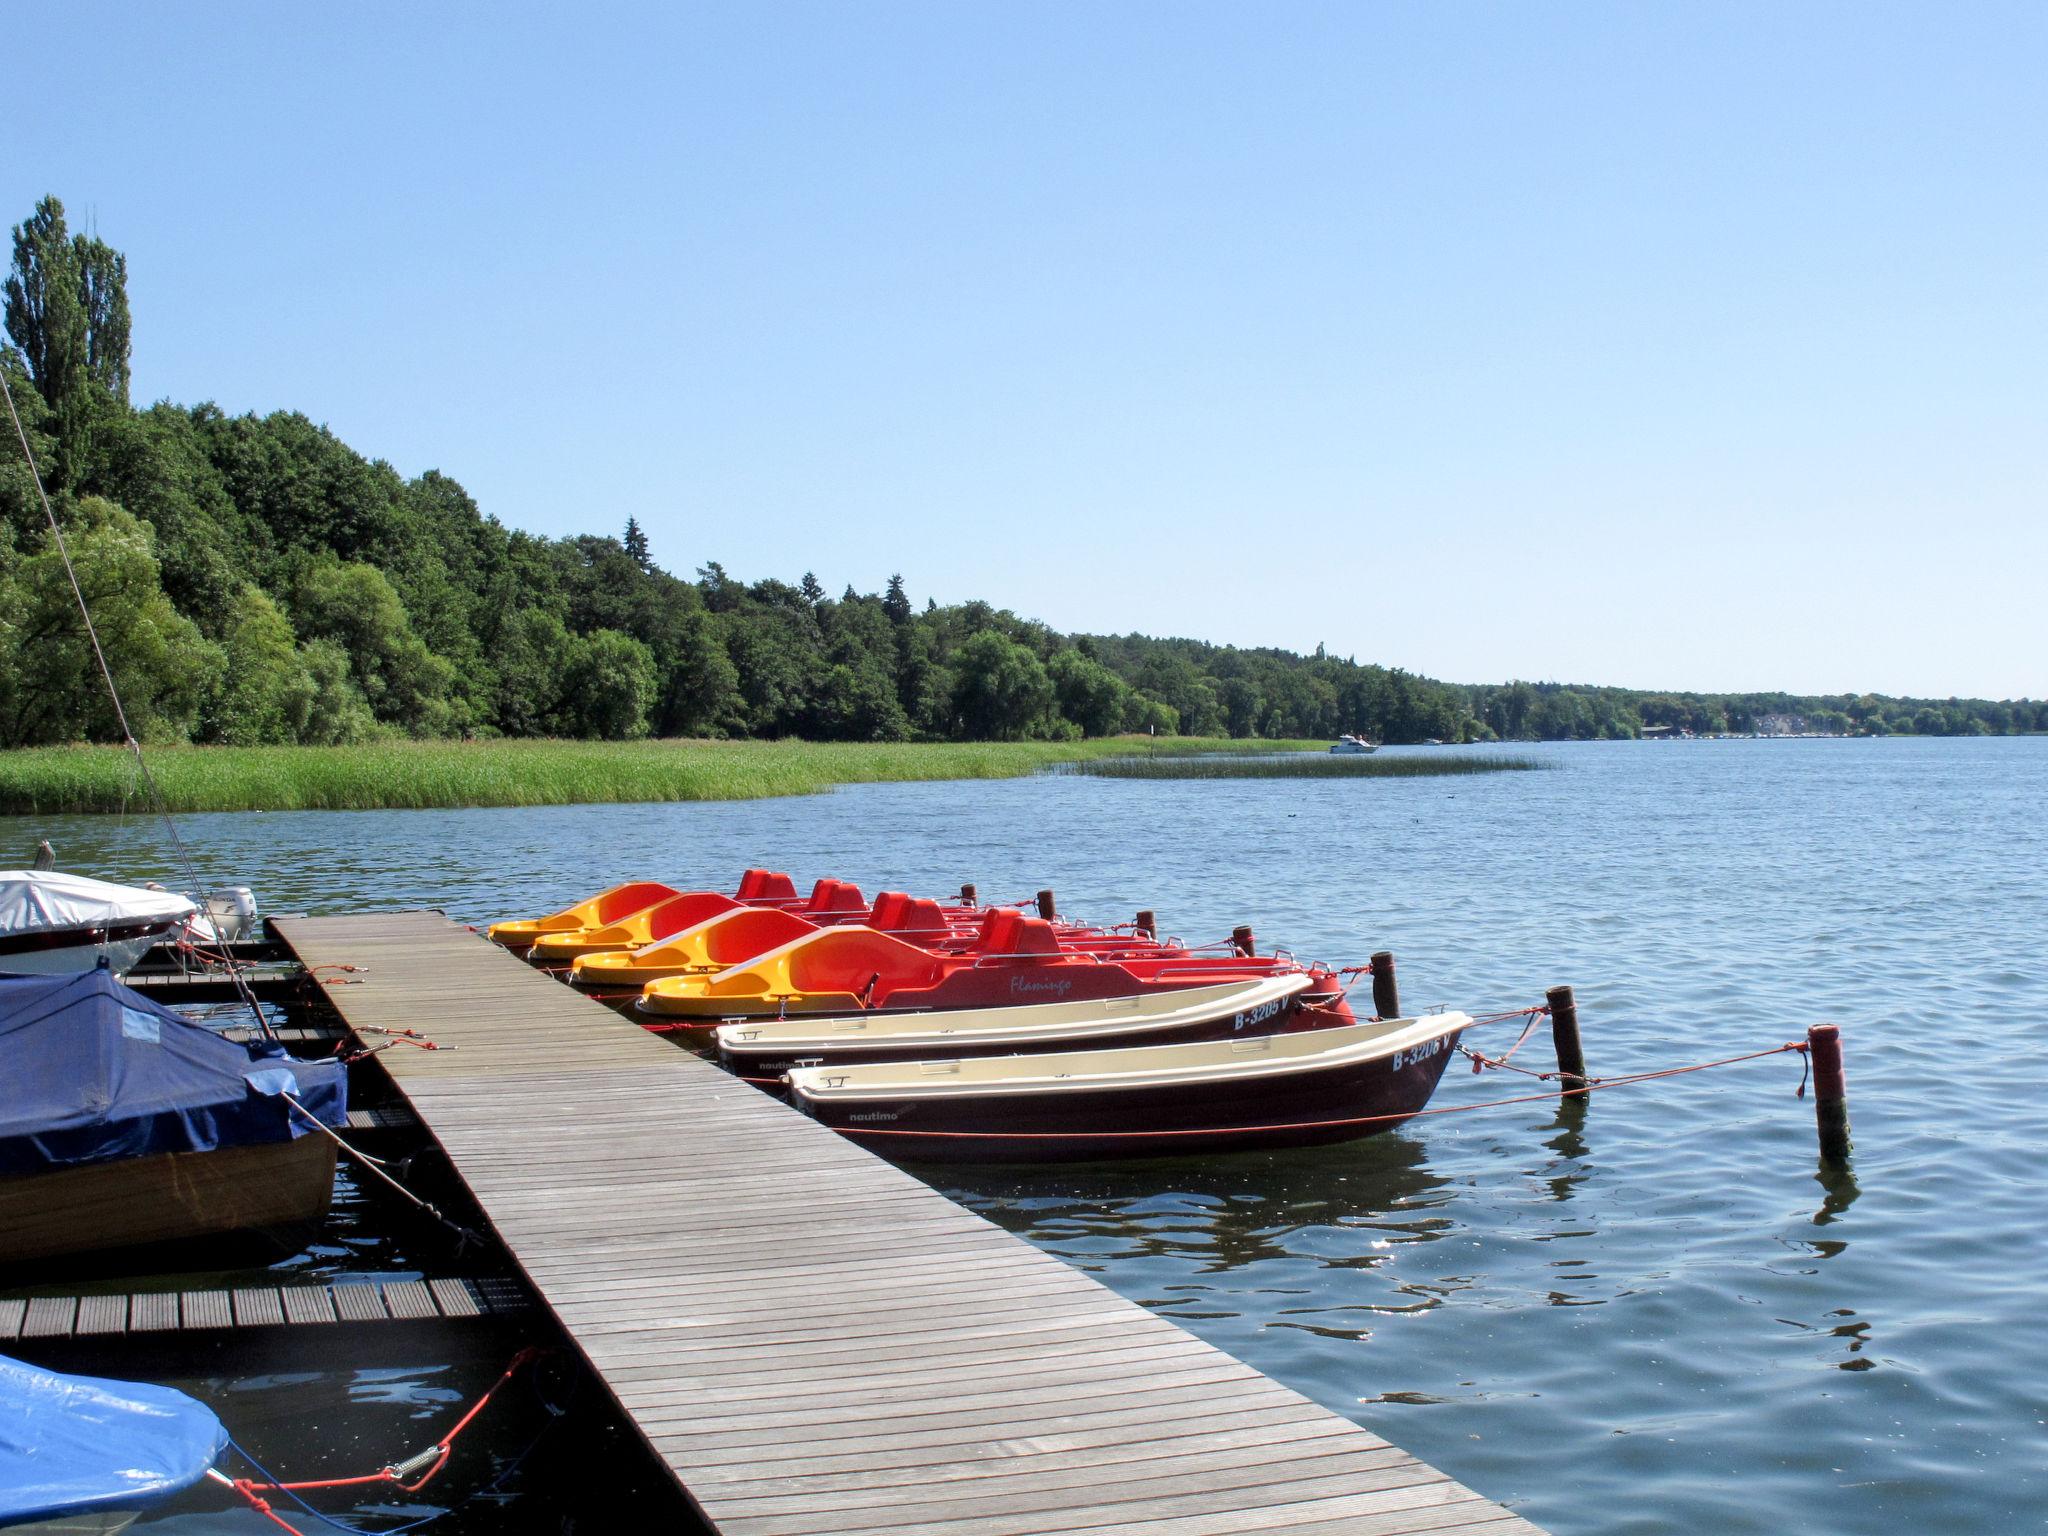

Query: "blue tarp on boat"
(0, 967), (346, 1176)
(0, 1352), (227, 1523)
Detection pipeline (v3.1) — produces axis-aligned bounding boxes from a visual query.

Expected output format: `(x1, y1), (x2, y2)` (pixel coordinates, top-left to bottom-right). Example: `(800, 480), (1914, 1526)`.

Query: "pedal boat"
(786, 1009), (1472, 1162)
(570, 890), (962, 998)
(486, 868), (797, 953)
(531, 878), (868, 969)
(637, 908), (1300, 1026)
(717, 971), (1332, 1082)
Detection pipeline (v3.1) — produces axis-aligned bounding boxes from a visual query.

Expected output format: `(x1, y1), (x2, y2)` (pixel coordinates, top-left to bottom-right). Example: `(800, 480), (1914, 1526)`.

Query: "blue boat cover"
(0, 1352), (227, 1522)
(0, 967), (347, 1176)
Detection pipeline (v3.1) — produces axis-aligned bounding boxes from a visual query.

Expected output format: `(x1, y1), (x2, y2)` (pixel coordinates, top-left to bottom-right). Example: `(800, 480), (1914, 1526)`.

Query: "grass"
(0, 736), (1332, 815)
(1056, 752), (1552, 779)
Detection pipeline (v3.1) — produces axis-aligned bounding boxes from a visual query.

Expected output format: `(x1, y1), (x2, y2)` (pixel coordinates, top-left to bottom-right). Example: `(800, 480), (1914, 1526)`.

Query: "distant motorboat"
(0, 871), (197, 977)
(1329, 734), (1378, 755)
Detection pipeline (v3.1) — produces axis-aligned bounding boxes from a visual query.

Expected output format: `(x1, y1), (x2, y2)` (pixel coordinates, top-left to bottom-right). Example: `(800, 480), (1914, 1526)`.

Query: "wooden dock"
(274, 911), (1544, 1536)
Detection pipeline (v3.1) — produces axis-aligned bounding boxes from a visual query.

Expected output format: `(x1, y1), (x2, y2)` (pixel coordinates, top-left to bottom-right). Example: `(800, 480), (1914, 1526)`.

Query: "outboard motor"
(204, 886), (261, 943)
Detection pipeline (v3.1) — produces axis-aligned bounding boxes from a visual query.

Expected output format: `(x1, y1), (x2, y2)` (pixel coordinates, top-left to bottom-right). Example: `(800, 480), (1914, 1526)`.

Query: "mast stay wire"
(0, 364), (276, 1040)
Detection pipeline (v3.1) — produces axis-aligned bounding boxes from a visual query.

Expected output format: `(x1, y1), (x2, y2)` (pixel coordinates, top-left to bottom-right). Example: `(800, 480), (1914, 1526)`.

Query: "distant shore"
(0, 736), (1331, 816)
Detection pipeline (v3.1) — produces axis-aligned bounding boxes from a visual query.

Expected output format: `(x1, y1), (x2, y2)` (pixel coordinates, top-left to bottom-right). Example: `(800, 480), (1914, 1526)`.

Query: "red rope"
(229, 1347), (544, 1505)
(836, 1042), (1812, 1141)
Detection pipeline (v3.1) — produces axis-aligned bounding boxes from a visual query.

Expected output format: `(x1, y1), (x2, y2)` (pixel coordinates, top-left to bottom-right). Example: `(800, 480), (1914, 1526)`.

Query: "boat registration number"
(1391, 1036), (1447, 1071)
(1232, 999), (1286, 1032)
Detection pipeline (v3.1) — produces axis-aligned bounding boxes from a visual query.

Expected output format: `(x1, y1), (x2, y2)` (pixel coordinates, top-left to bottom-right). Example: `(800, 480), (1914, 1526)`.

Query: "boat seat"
(803, 879), (866, 914)
(974, 909), (1063, 958)
(738, 868), (799, 901)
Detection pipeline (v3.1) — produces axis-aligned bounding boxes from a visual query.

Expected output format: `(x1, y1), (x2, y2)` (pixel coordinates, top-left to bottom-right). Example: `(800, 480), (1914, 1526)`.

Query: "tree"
(558, 629), (656, 739)
(200, 585), (317, 744)
(4, 198), (132, 489)
(3, 198), (85, 415)
(623, 516), (651, 571)
(286, 555), (460, 736)
(1048, 649), (1132, 737)
(882, 573), (911, 625)
(950, 631), (1054, 740)
(74, 233), (130, 405)
(0, 497), (219, 745)
(799, 571), (825, 604)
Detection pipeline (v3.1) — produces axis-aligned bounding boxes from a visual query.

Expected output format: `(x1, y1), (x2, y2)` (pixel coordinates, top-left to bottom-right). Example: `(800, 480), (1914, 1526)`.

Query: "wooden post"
(1036, 889), (1057, 921)
(1808, 1023), (1851, 1163)
(1369, 951), (1399, 1019)
(1135, 909), (1156, 939)
(959, 883), (977, 907)
(1231, 924), (1255, 957)
(1546, 985), (1588, 1094)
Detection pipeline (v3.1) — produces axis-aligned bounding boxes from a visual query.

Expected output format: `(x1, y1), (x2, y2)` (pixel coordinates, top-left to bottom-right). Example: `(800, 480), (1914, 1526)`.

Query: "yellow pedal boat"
(568, 883), (940, 993)
(486, 868), (798, 953)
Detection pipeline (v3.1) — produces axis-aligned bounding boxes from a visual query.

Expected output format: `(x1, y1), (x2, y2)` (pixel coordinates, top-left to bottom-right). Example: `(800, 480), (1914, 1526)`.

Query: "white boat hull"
(0, 920), (182, 977)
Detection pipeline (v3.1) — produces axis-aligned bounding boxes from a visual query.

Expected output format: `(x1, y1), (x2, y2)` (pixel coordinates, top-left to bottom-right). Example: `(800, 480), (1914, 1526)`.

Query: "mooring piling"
(1545, 984), (1589, 1093)
(1370, 950), (1400, 1019)
(959, 882), (977, 906)
(1134, 908), (1156, 938)
(1036, 888), (1057, 920)
(1807, 1023), (1851, 1162)
(1232, 923), (1256, 957)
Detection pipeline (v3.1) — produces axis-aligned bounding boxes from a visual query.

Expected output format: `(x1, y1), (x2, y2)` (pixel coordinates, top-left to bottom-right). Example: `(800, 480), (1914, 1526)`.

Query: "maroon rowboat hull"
(797, 1024), (1465, 1163)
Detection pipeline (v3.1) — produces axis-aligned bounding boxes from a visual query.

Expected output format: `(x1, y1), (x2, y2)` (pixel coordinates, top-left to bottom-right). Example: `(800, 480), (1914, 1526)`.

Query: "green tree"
(200, 585), (318, 744)
(286, 555), (460, 736)
(1047, 648), (1132, 737)
(950, 631), (1054, 740)
(622, 516), (651, 571)
(0, 497), (219, 745)
(558, 628), (656, 739)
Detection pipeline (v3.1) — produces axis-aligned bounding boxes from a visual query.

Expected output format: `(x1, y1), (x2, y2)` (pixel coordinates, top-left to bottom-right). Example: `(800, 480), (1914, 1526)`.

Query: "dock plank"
(272, 911), (1542, 1536)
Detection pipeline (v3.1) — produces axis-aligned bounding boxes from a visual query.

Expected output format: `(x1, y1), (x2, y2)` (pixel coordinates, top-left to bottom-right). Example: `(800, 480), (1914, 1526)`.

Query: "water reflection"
(932, 1131), (1453, 1275)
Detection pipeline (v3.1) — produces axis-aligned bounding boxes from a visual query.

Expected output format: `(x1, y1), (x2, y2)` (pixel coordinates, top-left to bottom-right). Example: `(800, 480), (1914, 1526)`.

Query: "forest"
(3, 196), (2040, 751)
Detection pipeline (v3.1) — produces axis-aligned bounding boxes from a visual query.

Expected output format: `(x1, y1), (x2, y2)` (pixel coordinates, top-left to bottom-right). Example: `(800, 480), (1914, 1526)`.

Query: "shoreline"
(0, 736), (1329, 816)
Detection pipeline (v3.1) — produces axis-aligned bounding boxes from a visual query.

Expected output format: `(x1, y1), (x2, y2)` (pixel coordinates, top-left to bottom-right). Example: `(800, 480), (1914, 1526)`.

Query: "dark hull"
(0, 1133), (337, 1264)
(724, 993), (1341, 1082)
(800, 1025), (1464, 1162)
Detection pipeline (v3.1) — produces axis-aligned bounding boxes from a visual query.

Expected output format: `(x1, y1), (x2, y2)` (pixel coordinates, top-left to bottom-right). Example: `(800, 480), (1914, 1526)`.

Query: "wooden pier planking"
(272, 911), (1544, 1536)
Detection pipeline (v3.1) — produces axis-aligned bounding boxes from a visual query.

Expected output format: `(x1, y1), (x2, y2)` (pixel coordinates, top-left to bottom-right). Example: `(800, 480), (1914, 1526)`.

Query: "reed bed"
(0, 737), (1327, 815)
(1057, 752), (1551, 780)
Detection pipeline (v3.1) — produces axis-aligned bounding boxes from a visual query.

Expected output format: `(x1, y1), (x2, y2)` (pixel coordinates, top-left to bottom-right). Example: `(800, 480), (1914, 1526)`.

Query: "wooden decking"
(274, 911), (1543, 1536)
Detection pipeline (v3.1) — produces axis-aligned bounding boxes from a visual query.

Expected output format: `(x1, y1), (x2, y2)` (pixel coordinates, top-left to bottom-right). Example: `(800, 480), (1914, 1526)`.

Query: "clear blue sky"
(11, 3), (2044, 698)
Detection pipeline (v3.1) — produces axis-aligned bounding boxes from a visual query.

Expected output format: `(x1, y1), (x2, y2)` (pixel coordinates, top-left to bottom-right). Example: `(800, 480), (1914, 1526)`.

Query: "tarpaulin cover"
(0, 1352), (226, 1522)
(0, 967), (346, 1176)
(0, 870), (195, 939)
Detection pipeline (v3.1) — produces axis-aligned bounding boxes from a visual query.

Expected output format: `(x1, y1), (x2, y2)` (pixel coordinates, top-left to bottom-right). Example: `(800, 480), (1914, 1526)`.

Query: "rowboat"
(485, 868), (798, 952)
(0, 967), (349, 1266)
(716, 972), (1328, 1081)
(636, 907), (1295, 1025)
(785, 1010), (1472, 1161)
(0, 871), (197, 978)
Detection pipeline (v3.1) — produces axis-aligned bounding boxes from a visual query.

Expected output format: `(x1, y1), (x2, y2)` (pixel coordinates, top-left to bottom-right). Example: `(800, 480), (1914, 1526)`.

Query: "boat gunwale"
(785, 1010), (1472, 1102)
(715, 973), (1316, 1057)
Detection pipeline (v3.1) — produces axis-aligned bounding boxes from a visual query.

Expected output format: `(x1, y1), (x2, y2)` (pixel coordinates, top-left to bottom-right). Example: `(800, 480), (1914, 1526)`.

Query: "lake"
(21, 736), (2047, 1535)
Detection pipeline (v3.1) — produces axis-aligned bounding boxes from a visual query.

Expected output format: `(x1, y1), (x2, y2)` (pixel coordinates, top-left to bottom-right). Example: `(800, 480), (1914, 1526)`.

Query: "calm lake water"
(21, 737), (2048, 1535)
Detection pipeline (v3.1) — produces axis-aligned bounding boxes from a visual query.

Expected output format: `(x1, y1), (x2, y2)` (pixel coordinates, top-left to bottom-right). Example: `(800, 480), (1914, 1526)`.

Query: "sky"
(8, 2), (2044, 699)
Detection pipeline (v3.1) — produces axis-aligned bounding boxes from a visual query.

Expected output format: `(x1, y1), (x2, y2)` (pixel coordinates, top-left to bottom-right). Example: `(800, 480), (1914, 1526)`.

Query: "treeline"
(1463, 681), (2047, 741)
(1, 196), (2038, 750)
